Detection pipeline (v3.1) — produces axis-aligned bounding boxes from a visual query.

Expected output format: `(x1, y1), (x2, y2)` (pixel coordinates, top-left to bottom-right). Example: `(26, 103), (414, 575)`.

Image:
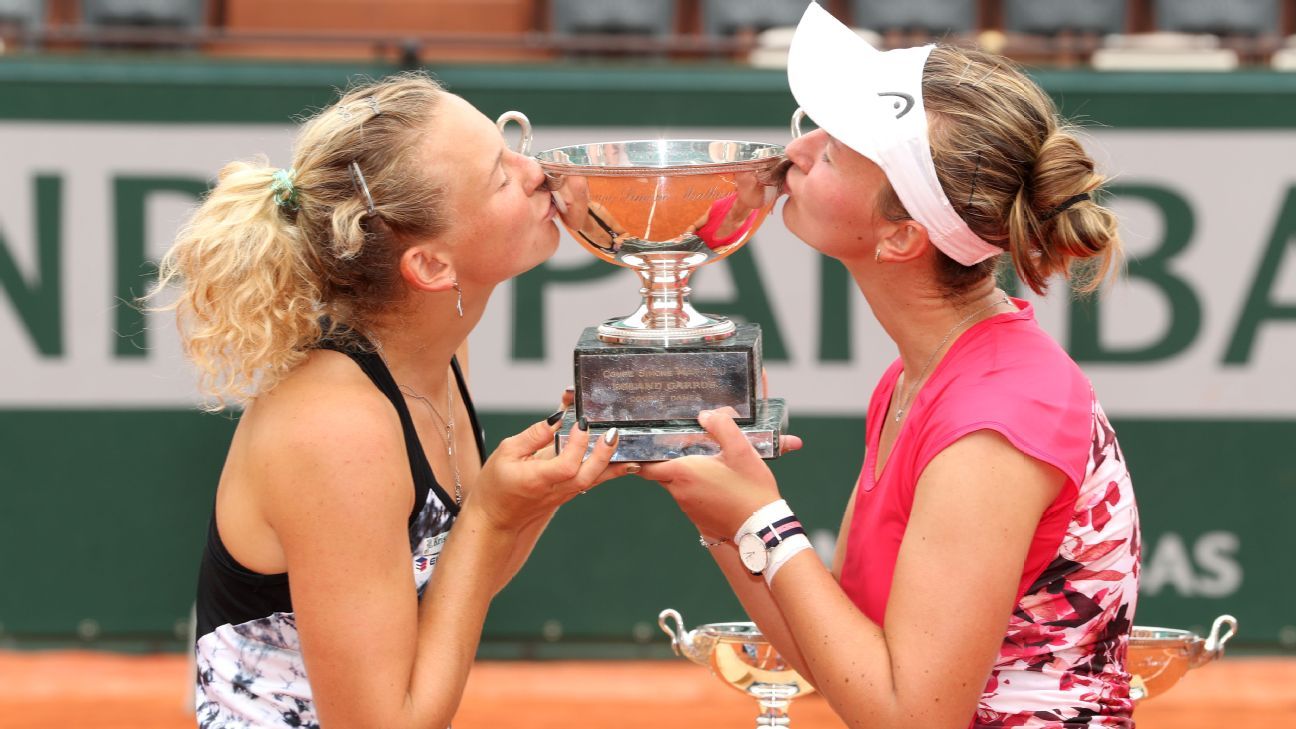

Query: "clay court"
(2, 651), (1293, 728)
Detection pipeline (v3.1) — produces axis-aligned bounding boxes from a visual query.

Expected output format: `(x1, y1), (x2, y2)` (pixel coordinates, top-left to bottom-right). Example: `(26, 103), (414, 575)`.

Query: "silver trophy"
(497, 112), (789, 462)
(1127, 614), (1237, 701)
(658, 608), (814, 728)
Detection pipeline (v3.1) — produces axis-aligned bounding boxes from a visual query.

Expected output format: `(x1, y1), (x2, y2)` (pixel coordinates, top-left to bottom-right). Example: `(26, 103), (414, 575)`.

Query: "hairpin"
(349, 161), (376, 216)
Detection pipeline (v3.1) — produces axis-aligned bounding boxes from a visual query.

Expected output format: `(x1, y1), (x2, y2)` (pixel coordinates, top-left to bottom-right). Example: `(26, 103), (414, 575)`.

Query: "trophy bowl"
(1127, 614), (1237, 701)
(659, 608), (814, 728)
(537, 138), (785, 345)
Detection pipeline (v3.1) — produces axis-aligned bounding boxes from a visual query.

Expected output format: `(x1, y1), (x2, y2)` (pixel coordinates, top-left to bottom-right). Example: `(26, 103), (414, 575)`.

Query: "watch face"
(737, 533), (767, 574)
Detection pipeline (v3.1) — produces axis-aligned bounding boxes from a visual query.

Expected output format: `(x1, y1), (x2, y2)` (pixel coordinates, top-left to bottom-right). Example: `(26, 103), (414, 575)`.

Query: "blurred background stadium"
(2, 1), (1295, 727)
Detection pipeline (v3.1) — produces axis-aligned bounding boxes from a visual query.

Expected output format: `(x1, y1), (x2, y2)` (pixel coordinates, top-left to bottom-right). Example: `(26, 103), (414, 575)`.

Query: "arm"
(267, 393), (620, 729)
(642, 412), (1062, 729)
(707, 482), (859, 686)
(702, 542), (817, 685)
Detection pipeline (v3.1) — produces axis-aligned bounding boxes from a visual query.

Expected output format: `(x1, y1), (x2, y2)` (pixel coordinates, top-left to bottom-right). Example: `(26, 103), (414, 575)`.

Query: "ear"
(399, 243), (457, 293)
(875, 219), (931, 264)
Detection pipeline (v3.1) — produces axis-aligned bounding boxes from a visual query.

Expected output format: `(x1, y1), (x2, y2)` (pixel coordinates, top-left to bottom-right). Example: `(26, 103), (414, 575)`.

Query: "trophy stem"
(752, 683), (796, 728)
(597, 252), (736, 345)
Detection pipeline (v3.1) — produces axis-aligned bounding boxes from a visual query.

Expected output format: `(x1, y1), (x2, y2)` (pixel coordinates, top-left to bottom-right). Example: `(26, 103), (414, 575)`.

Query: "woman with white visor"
(640, 3), (1140, 727)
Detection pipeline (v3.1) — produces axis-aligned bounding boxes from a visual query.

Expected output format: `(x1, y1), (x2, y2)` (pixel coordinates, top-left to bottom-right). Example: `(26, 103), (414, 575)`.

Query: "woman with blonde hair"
(642, 5), (1140, 728)
(156, 73), (630, 728)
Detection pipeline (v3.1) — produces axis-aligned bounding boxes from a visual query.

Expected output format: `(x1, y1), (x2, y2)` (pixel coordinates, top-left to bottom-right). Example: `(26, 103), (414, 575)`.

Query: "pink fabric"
(839, 299), (1140, 728)
(695, 192), (758, 249)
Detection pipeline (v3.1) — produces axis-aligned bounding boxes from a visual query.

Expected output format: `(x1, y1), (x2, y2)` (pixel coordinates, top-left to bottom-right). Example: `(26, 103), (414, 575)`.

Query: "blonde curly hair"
(151, 72), (450, 409)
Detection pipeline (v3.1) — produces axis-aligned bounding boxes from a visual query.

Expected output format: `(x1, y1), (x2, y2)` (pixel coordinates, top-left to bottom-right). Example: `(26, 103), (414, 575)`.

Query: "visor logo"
(878, 92), (914, 119)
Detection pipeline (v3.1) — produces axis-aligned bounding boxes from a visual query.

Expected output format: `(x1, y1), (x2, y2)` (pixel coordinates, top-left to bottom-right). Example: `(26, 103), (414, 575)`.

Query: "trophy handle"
(496, 110), (533, 155)
(657, 608), (687, 657)
(1201, 614), (1238, 662)
(791, 107), (806, 139)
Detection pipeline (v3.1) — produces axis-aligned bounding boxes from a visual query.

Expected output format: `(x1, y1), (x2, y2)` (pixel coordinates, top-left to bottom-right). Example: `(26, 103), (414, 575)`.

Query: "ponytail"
(1006, 129), (1122, 295)
(152, 159), (325, 409)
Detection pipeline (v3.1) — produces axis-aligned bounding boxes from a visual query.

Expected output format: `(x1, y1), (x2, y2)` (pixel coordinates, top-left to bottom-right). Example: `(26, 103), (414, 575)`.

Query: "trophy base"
(555, 398), (787, 462)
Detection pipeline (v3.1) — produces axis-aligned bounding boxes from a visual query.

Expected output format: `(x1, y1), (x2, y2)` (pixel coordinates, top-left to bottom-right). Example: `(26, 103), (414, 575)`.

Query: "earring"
(875, 248), (882, 263)
(453, 281), (463, 318)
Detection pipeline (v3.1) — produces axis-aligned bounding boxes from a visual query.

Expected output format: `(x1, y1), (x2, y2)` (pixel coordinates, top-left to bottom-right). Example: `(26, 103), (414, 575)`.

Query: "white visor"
(787, 2), (1002, 266)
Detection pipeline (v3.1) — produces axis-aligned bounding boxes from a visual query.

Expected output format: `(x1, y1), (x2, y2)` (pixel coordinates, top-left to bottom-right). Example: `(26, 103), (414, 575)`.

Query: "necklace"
(893, 294), (1011, 423)
(400, 377), (463, 506)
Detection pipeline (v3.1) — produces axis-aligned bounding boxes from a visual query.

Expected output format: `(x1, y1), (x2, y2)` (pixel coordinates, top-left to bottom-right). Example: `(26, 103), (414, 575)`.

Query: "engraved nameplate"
(579, 351), (752, 424)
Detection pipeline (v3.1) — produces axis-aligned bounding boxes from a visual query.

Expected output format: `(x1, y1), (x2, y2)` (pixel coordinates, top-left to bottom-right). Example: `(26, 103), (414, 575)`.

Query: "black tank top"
(193, 344), (484, 728)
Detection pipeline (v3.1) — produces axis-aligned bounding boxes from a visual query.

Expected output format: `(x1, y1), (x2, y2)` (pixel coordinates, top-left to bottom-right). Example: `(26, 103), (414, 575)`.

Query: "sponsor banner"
(3, 123), (1296, 417)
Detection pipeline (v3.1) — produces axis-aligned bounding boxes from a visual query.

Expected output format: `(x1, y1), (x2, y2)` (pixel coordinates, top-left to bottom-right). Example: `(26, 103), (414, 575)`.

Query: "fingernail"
(603, 427), (619, 446)
(545, 408), (566, 426)
(578, 416), (589, 431)
(564, 385), (576, 393)
(624, 463), (641, 474)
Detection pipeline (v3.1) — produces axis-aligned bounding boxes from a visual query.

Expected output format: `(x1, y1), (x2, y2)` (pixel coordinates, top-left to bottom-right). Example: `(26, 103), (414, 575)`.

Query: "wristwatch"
(737, 515), (806, 575)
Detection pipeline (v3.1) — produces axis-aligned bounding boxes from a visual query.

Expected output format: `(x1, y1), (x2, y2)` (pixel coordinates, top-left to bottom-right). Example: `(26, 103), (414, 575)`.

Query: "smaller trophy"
(1127, 614), (1237, 701)
(658, 608), (814, 728)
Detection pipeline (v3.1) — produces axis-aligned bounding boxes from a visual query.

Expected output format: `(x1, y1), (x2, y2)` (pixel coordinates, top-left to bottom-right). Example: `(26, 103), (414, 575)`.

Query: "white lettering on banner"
(1, 124), (1295, 416)
(1142, 531), (1243, 598)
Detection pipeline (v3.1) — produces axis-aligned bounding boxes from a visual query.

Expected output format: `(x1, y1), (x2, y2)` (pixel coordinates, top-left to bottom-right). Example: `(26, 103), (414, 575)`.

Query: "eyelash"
(498, 173), (511, 190)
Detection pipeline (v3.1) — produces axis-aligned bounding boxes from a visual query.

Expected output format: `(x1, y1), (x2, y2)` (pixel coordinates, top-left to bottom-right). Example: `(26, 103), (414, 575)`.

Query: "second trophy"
(500, 112), (789, 461)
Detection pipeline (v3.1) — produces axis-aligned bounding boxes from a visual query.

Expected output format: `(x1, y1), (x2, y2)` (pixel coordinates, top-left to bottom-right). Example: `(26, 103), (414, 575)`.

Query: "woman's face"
(781, 129), (893, 263)
(422, 94), (560, 286)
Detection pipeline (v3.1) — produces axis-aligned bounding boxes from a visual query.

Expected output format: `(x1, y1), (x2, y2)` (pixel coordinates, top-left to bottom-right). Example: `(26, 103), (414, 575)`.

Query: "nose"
(784, 128), (825, 172)
(513, 152), (547, 194)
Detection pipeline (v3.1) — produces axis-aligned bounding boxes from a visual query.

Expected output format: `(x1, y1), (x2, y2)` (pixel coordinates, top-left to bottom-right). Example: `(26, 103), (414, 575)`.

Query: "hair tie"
(1041, 192), (1090, 221)
(270, 167), (299, 211)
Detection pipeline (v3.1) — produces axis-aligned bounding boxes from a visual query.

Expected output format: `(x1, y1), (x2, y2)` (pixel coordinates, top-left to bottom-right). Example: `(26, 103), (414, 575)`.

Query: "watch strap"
(734, 499), (794, 545)
(756, 515), (805, 549)
(765, 533), (813, 587)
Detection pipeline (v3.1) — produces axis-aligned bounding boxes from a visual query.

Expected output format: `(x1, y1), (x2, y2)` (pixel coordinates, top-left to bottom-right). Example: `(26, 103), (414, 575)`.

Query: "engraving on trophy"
(579, 352), (751, 423)
(574, 324), (763, 426)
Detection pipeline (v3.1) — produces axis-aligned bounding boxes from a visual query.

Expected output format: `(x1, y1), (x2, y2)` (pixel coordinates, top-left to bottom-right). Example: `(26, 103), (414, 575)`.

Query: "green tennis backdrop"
(2, 57), (1294, 653)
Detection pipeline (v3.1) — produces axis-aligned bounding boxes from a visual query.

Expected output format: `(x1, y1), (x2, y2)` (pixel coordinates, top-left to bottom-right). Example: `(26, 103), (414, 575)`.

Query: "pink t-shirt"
(840, 299), (1141, 728)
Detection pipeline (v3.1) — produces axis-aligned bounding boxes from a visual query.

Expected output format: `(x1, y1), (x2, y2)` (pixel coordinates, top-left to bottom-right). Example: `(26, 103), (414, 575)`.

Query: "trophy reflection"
(659, 609), (814, 728)
(496, 111), (790, 461)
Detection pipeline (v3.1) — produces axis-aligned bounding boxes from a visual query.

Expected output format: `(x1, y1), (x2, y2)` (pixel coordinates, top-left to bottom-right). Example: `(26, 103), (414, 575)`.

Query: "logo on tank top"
(414, 532), (448, 574)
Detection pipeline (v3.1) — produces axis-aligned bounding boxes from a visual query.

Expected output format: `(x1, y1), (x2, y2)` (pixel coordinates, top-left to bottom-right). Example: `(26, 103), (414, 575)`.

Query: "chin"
(511, 231), (561, 277)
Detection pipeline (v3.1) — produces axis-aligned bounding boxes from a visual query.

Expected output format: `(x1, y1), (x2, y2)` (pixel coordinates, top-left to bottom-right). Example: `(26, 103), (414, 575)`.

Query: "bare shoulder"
(239, 350), (412, 526)
(920, 429), (1065, 518)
